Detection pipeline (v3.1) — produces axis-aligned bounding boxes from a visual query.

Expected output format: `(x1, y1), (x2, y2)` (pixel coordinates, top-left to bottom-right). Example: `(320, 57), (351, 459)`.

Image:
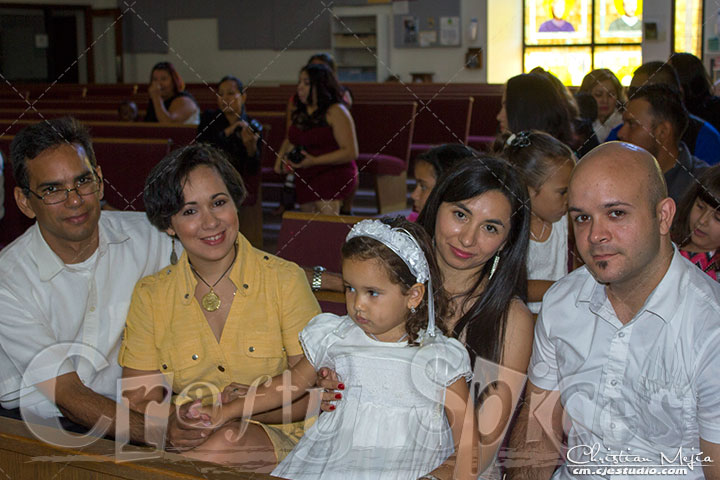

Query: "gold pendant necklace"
(189, 244), (237, 312)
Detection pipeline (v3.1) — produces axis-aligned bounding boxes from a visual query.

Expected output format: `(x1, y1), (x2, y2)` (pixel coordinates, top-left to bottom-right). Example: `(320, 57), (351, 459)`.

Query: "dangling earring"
(170, 237), (178, 265)
(488, 253), (500, 279)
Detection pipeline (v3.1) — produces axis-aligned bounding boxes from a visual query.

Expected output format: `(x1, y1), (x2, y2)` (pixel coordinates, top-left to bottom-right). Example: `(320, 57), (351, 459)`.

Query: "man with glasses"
(0, 117), (175, 443)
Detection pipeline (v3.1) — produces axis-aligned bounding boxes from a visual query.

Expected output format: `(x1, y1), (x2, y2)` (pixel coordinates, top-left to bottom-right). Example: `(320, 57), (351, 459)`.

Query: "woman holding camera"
(274, 63), (358, 215)
(198, 76), (262, 183)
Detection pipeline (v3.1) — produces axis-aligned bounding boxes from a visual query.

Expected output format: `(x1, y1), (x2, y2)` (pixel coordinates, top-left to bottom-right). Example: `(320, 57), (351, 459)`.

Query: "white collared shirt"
(529, 248), (720, 479)
(0, 211), (172, 418)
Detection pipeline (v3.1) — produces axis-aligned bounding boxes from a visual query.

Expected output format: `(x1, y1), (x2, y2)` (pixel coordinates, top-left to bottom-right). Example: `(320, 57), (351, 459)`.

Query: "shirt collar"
(30, 213), (129, 281)
(575, 246), (684, 325)
(179, 234), (258, 305)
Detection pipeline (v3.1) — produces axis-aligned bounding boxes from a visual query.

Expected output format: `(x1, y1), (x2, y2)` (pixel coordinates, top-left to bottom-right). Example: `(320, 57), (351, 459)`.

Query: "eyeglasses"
(25, 175), (101, 205)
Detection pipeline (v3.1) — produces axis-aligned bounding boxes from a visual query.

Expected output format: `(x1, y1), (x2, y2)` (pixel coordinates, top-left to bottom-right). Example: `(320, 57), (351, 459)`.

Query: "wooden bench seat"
(0, 416), (275, 479)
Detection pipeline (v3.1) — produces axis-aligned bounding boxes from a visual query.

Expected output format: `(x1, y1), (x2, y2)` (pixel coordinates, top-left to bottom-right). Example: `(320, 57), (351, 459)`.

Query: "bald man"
(506, 142), (720, 480)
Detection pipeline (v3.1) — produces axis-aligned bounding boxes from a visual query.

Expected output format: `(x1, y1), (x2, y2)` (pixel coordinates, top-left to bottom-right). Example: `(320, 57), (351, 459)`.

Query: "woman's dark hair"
(341, 217), (449, 345)
(669, 52), (713, 110)
(307, 52), (337, 73)
(415, 144), (479, 180)
(292, 63), (344, 128)
(671, 164), (720, 247)
(150, 61), (185, 93)
(417, 156), (530, 367)
(500, 130), (575, 191)
(504, 73), (574, 146)
(10, 116), (96, 190)
(218, 75), (246, 115)
(144, 144), (246, 232)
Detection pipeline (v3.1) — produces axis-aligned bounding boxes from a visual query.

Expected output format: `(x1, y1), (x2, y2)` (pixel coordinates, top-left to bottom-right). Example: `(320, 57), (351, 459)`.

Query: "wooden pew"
(352, 101), (417, 214)
(0, 119), (196, 146)
(276, 211), (371, 315)
(0, 416), (275, 479)
(409, 97), (474, 160)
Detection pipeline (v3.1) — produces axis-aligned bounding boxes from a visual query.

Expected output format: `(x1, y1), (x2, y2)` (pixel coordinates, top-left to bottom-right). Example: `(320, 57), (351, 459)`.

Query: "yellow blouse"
(119, 234), (321, 402)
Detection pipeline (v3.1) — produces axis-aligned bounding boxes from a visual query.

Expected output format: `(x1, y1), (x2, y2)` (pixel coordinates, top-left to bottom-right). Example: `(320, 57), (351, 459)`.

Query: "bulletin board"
(392, 0), (461, 48)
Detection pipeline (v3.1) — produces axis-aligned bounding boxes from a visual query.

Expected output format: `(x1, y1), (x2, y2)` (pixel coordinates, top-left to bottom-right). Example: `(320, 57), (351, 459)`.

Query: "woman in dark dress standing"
(274, 63), (358, 215)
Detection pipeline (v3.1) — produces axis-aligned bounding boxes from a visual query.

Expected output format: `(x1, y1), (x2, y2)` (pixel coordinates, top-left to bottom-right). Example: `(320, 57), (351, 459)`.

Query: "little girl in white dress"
(190, 218), (475, 479)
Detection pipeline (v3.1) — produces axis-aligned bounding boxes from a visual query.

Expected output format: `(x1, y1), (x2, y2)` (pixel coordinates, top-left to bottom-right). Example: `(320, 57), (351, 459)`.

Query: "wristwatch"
(311, 265), (326, 292)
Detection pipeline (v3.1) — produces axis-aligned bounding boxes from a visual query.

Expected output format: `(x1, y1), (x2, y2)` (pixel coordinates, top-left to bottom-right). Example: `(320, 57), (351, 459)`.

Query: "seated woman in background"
(496, 73), (574, 147)
(119, 144), (320, 471)
(144, 61), (200, 124)
(274, 63), (358, 215)
(671, 164), (720, 282)
(578, 68), (625, 142)
(197, 75), (263, 246)
(198, 75), (261, 179)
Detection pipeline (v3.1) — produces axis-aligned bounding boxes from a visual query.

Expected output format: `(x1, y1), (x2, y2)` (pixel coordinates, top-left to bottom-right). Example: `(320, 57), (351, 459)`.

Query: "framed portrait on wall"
(595, 0), (642, 43)
(525, 0), (592, 45)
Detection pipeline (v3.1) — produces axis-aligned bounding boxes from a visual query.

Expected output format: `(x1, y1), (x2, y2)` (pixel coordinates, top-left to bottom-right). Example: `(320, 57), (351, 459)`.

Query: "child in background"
(671, 164), (720, 282)
(409, 144), (478, 221)
(190, 218), (476, 479)
(501, 131), (576, 314)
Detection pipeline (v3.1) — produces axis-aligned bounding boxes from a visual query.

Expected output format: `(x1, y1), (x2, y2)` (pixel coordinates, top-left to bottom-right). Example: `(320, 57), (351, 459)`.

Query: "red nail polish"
(338, 383), (345, 390)
(335, 393), (342, 399)
(329, 405), (336, 411)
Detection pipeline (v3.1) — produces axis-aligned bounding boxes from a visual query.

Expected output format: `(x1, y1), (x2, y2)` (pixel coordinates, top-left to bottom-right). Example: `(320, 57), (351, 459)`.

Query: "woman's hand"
(148, 82), (162, 101)
(293, 151), (317, 169)
(221, 382), (250, 404)
(239, 123), (259, 156)
(316, 367), (344, 412)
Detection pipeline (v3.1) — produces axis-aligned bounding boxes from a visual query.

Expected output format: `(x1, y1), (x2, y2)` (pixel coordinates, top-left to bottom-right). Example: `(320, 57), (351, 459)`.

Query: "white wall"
(122, 0), (490, 85)
(124, 18), (318, 87)
(486, 0), (523, 84)
(640, 0), (672, 63)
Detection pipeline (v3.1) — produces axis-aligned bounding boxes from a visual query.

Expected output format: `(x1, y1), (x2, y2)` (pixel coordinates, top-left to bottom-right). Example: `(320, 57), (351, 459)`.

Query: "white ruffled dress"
(271, 313), (472, 480)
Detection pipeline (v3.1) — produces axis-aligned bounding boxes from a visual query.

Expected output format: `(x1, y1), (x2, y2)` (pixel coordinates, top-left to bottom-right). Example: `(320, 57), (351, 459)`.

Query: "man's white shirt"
(529, 247), (720, 479)
(0, 211), (172, 418)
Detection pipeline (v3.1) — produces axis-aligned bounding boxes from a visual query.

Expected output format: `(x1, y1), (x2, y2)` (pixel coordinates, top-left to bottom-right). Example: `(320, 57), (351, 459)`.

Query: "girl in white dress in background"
(190, 217), (476, 479)
(501, 130), (577, 315)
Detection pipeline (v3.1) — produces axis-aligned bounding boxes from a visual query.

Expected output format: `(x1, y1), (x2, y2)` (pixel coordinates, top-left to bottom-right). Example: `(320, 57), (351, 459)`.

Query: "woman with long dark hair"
(144, 61), (200, 124)
(496, 73), (574, 146)
(669, 52), (720, 134)
(274, 63), (358, 215)
(417, 156), (534, 479)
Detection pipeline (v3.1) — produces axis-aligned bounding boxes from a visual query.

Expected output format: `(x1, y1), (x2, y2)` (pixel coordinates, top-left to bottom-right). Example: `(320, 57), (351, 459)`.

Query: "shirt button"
(610, 380), (618, 386)
(162, 364), (167, 370)
(192, 354), (199, 360)
(618, 332), (625, 338)
(243, 284), (249, 289)
(263, 256), (269, 260)
(184, 294), (190, 299)
(89, 307), (95, 312)
(610, 423), (616, 429)
(218, 365), (225, 372)
(249, 346), (255, 352)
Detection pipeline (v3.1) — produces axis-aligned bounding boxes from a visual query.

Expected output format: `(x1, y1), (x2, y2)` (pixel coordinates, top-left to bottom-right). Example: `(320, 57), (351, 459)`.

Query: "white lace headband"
(346, 219), (437, 338)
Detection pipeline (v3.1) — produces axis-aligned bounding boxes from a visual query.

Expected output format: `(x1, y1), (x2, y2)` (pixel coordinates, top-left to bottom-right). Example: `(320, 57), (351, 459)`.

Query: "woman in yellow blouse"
(119, 144), (320, 471)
